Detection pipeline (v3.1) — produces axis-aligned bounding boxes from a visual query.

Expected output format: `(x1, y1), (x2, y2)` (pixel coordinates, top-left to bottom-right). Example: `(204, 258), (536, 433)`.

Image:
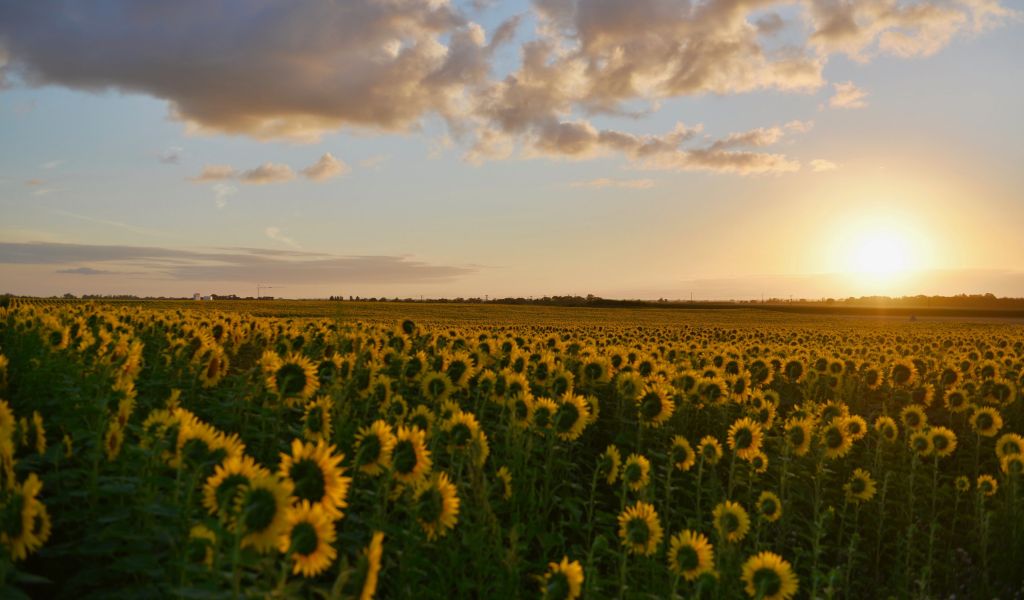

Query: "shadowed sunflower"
(930, 426), (957, 458)
(1001, 454), (1024, 476)
(899, 405), (928, 432)
(741, 551), (799, 600)
(909, 430), (933, 458)
(995, 433), (1024, 461)
(235, 475), (293, 553)
(667, 529), (714, 581)
(279, 439), (350, 518)
(844, 468), (876, 502)
(943, 388), (970, 413)
(598, 445), (622, 485)
(636, 384), (675, 428)
(414, 472), (459, 541)
(955, 475), (970, 493)
(670, 436), (696, 472)
(757, 491), (782, 522)
(712, 500), (750, 543)
(203, 455), (271, 517)
(541, 556), (584, 600)
(698, 436), (724, 465)
(889, 359), (918, 388)
(359, 531), (385, 600)
(264, 352), (320, 403)
(531, 397), (559, 433)
(622, 453), (651, 491)
(354, 420), (397, 476)
(785, 417), (814, 456)
(443, 410), (489, 466)
(279, 501), (337, 577)
(392, 426), (432, 484)
(873, 416), (899, 443)
(969, 406), (1002, 437)
(186, 525), (216, 569)
(302, 395), (334, 443)
(977, 474), (998, 496)
(0, 473), (45, 561)
(494, 466), (513, 500)
(618, 501), (663, 556)
(728, 417), (764, 461)
(820, 418), (853, 460)
(553, 394), (590, 441)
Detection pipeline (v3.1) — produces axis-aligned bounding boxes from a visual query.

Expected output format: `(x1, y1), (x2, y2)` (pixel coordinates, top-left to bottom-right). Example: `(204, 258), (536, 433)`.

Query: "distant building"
(193, 293), (201, 300)
(201, 295), (212, 301)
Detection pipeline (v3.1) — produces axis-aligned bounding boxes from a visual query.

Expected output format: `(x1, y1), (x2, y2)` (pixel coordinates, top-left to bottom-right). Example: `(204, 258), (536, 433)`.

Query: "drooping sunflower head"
(756, 491), (782, 522)
(541, 556), (584, 600)
(278, 501), (338, 577)
(712, 500), (750, 544)
(741, 551), (799, 600)
(617, 501), (663, 556)
(621, 453), (651, 491)
(670, 436), (696, 472)
(844, 468), (877, 502)
(531, 397), (559, 433)
(784, 417), (814, 456)
(413, 472), (460, 541)
(597, 445), (622, 486)
(0, 473), (45, 561)
(302, 396), (334, 443)
(667, 529), (715, 581)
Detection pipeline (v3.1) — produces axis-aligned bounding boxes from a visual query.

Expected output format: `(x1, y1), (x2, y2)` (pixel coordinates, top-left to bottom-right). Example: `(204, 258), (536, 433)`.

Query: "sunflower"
(1001, 454), (1024, 476)
(741, 551), (799, 600)
(618, 501), (663, 556)
(699, 436), (724, 465)
(414, 472), (460, 541)
(406, 405), (435, 433)
(976, 474), (998, 497)
(186, 525), (217, 568)
(279, 439), (350, 518)
(553, 394), (590, 441)
(302, 395), (334, 443)
(615, 371), (645, 402)
(359, 531), (385, 600)
(784, 417), (814, 456)
(749, 451), (769, 474)
(508, 393), (534, 429)
(197, 345), (229, 389)
(622, 453), (651, 491)
(820, 419), (853, 460)
(598, 445), (622, 485)
(354, 420), (397, 476)
(873, 416), (899, 443)
(203, 455), (271, 517)
(929, 426), (958, 458)
(889, 360), (918, 387)
(954, 475), (970, 493)
(670, 436), (696, 472)
(443, 410), (489, 467)
(909, 431), (933, 458)
(420, 371), (454, 404)
(264, 352), (320, 402)
(899, 405), (928, 432)
(636, 384), (675, 428)
(995, 433), (1024, 461)
(757, 491), (782, 522)
(943, 388), (970, 413)
(0, 473), (44, 561)
(713, 500), (750, 543)
(844, 415), (868, 441)
(844, 468), (876, 502)
(541, 556), (584, 600)
(728, 417), (764, 461)
(104, 419), (124, 461)
(969, 406), (1002, 437)
(279, 501), (337, 577)
(667, 530), (715, 581)
(29, 411), (46, 455)
(391, 426), (432, 484)
(578, 356), (612, 386)
(531, 397), (559, 433)
(236, 475), (294, 553)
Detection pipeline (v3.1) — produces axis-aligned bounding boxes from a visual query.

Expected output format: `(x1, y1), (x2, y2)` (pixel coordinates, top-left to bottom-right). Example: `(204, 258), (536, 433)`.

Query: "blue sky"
(1, 0), (1022, 299)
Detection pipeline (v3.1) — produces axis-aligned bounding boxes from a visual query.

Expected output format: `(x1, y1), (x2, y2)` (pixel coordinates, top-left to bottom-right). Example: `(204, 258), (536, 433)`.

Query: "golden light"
(834, 219), (930, 293)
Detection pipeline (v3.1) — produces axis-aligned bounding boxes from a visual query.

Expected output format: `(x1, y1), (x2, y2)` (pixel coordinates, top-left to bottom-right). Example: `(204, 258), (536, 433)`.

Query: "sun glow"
(835, 219), (930, 293)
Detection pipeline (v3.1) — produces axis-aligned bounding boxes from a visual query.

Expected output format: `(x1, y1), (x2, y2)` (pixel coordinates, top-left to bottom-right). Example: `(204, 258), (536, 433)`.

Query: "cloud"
(265, 226), (299, 249)
(829, 81), (868, 109)
(0, 0), (1015, 172)
(810, 159), (838, 172)
(159, 146), (183, 164)
(188, 165), (236, 183)
(239, 162), (295, 185)
(570, 178), (655, 189)
(0, 241), (475, 285)
(301, 153), (349, 182)
(40, 160), (63, 170)
(212, 183), (236, 209)
(56, 266), (118, 275)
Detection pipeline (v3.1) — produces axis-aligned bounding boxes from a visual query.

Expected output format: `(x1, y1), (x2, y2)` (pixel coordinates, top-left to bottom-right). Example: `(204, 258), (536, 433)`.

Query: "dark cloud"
(0, 241), (474, 285)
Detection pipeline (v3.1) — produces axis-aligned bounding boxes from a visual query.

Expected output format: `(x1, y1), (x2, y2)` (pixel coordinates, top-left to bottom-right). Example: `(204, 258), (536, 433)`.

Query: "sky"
(1, 0), (1023, 300)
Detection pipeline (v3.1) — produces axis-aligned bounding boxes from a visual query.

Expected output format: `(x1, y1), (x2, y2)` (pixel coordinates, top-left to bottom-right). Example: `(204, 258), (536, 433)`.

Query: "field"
(1, 299), (1023, 599)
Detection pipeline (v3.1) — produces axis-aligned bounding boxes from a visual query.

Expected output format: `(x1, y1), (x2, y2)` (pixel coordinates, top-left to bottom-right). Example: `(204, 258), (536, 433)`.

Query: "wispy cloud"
(301, 153), (349, 182)
(810, 159), (838, 172)
(188, 165), (235, 183)
(240, 162), (295, 185)
(829, 82), (868, 109)
(570, 178), (655, 190)
(264, 226), (299, 249)
(0, 241), (476, 285)
(47, 208), (168, 237)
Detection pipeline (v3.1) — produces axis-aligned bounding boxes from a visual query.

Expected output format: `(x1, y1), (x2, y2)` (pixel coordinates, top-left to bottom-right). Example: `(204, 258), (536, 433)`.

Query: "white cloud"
(240, 163), (295, 185)
(829, 81), (868, 109)
(810, 159), (838, 172)
(301, 153), (349, 182)
(265, 226), (300, 249)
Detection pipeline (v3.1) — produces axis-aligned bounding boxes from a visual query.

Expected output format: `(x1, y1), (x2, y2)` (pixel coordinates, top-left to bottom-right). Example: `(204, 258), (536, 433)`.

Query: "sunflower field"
(1, 299), (1022, 599)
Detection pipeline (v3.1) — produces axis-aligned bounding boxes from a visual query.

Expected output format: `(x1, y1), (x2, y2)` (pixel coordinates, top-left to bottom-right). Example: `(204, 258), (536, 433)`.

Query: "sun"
(835, 219), (929, 292)
(849, 230), (912, 275)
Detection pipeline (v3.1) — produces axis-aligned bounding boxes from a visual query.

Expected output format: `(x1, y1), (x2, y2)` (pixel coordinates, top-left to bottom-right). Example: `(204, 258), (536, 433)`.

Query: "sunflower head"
(844, 468), (877, 502)
(699, 436), (723, 465)
(541, 556), (584, 600)
(414, 472), (460, 541)
(741, 551), (799, 600)
(667, 530), (715, 581)
(279, 501), (338, 577)
(757, 491), (782, 522)
(977, 474), (998, 497)
(597, 445), (622, 486)
(617, 501), (663, 556)
(670, 436), (696, 472)
(621, 454), (651, 491)
(712, 500), (750, 543)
